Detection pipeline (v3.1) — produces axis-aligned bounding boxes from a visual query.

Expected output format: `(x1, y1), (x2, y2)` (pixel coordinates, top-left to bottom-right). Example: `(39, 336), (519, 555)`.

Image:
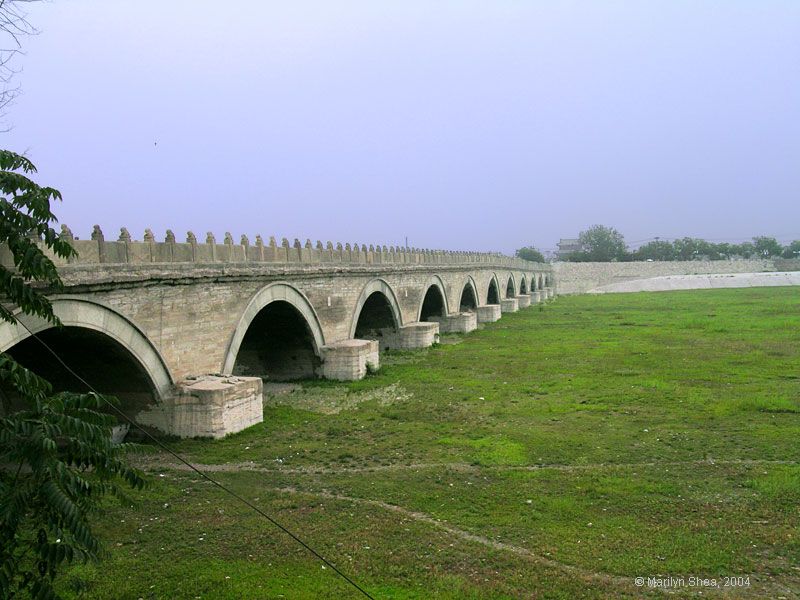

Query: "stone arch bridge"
(0, 228), (554, 438)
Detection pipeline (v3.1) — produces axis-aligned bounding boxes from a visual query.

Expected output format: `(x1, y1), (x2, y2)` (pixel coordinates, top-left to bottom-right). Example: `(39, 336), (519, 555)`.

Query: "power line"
(14, 319), (376, 600)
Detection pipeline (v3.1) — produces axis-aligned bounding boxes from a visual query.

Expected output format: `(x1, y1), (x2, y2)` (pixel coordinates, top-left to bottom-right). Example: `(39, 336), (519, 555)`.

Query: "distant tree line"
(515, 246), (546, 263)
(516, 225), (800, 263)
(628, 236), (800, 262)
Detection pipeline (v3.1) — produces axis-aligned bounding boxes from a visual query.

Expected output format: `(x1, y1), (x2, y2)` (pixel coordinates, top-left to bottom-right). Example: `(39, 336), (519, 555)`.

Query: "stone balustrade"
(6, 225), (543, 270)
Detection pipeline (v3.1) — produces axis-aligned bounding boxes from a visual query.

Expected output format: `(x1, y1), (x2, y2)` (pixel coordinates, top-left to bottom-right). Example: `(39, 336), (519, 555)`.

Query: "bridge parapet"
(3, 225), (543, 270)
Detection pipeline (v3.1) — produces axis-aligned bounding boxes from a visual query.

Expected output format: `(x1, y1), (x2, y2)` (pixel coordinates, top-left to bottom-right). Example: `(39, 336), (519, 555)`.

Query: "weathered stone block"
(531, 291), (542, 303)
(388, 322), (439, 349)
(429, 312), (477, 333)
(515, 294), (531, 309)
(321, 339), (379, 381)
(545, 287), (554, 299)
(138, 375), (263, 439)
(476, 304), (501, 323)
(500, 298), (519, 313)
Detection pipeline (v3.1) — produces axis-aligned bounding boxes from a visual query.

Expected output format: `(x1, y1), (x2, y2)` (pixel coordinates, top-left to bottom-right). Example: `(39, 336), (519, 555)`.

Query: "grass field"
(60, 288), (800, 599)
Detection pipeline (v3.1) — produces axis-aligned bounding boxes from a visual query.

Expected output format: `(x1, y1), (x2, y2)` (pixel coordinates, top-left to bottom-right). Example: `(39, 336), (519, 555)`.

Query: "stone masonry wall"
(47, 262), (550, 383)
(552, 260), (776, 295)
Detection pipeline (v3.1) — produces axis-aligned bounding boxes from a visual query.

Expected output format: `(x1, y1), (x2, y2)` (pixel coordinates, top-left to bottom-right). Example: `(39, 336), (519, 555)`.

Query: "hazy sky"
(4, 1), (799, 254)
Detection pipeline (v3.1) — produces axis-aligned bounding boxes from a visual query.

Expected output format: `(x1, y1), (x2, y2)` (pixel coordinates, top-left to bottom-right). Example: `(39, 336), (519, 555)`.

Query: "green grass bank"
(62, 288), (800, 599)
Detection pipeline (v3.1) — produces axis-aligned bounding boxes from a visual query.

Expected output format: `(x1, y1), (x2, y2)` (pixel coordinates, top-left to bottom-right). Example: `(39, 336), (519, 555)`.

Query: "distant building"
(557, 238), (582, 259)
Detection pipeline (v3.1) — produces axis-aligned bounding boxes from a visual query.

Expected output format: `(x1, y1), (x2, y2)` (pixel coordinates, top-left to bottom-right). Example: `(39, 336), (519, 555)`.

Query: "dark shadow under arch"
(459, 281), (478, 311)
(487, 279), (500, 305)
(233, 300), (321, 381)
(354, 291), (399, 350)
(420, 285), (446, 321)
(520, 277), (528, 294)
(2, 326), (157, 422)
(506, 277), (516, 298)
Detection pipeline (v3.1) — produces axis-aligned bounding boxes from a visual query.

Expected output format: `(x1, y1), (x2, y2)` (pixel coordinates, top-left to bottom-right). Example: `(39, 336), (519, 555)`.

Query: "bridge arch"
(418, 276), (449, 322)
(520, 275), (528, 295)
(458, 276), (479, 311)
(487, 274), (501, 305)
(349, 278), (403, 339)
(0, 297), (173, 402)
(505, 273), (517, 298)
(538, 274), (544, 290)
(222, 282), (325, 379)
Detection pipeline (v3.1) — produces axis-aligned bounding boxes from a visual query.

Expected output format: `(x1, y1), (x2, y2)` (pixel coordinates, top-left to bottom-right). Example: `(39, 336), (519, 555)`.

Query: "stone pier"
(429, 312), (478, 334)
(321, 339), (380, 381)
(515, 294), (531, 308)
(500, 298), (519, 313)
(531, 291), (542, 303)
(476, 304), (502, 323)
(390, 322), (439, 349)
(138, 375), (263, 439)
